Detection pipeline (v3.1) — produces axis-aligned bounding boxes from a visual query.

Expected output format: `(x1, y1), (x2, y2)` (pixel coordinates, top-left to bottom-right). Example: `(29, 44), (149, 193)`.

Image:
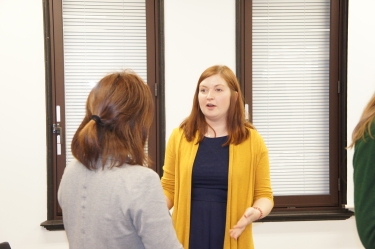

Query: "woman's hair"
(348, 92), (375, 148)
(180, 65), (254, 145)
(71, 70), (154, 170)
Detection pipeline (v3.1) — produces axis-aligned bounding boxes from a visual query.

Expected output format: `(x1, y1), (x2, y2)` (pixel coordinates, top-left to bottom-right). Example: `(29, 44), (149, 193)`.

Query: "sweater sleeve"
(130, 170), (183, 249)
(353, 125), (375, 249)
(253, 130), (274, 203)
(161, 128), (179, 205)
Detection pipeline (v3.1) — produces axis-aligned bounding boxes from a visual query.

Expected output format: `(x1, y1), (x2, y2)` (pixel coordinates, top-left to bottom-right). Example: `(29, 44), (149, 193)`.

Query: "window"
(236, 0), (352, 220)
(41, 0), (164, 230)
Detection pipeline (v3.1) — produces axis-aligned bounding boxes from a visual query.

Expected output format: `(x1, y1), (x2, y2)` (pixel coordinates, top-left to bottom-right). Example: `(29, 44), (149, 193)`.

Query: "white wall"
(346, 0), (375, 209)
(0, 0), (68, 248)
(164, 0), (236, 135)
(0, 0), (371, 248)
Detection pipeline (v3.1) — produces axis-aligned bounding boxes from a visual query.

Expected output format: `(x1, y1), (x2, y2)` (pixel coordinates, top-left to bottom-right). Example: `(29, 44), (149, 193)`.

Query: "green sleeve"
(353, 122), (375, 249)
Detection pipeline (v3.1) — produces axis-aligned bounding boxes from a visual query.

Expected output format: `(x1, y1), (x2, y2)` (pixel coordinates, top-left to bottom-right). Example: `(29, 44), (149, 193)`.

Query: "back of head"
(71, 70), (154, 170)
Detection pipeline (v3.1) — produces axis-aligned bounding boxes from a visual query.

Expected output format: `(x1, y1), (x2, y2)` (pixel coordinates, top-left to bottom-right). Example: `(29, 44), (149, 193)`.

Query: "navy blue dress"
(189, 136), (229, 249)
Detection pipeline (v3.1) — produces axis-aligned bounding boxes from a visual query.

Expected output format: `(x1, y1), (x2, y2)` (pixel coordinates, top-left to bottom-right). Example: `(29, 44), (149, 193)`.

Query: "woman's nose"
(207, 90), (214, 99)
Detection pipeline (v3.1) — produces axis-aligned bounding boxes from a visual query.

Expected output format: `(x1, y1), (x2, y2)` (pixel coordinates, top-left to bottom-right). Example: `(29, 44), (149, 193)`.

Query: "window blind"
(252, 0), (330, 196)
(62, 0), (147, 164)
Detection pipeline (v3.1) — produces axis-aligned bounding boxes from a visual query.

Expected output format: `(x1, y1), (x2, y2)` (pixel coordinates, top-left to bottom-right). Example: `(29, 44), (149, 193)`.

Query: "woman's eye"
(216, 88), (223, 92)
(200, 89), (206, 93)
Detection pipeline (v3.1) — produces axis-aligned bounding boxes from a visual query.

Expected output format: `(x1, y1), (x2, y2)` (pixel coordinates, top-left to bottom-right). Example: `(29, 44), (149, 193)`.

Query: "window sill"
(259, 208), (354, 222)
(41, 209), (354, 230)
(40, 220), (64, 231)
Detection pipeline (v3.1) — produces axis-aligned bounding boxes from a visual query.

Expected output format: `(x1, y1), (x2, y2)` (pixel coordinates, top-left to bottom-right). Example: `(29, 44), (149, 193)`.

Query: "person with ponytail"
(348, 92), (375, 249)
(58, 70), (182, 249)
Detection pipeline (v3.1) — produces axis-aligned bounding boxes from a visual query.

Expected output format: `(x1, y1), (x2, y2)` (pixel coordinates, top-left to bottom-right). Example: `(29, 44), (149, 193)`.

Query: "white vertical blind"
(252, 0), (330, 196)
(62, 0), (147, 164)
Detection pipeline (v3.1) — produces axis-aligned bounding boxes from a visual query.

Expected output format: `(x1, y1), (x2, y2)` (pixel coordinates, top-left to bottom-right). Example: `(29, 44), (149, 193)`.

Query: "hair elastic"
(91, 115), (104, 126)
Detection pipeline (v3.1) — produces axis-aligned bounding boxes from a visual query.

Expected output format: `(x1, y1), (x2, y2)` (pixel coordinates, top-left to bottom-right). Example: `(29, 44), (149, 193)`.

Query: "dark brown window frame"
(40, 0), (165, 231)
(41, 0), (352, 231)
(236, 0), (353, 221)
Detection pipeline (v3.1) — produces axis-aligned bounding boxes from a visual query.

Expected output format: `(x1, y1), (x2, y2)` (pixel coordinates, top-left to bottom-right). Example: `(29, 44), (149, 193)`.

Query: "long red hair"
(180, 65), (254, 145)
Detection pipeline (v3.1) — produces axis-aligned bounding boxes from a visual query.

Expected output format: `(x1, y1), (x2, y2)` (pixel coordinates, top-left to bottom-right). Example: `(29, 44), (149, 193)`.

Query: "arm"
(132, 171), (182, 249)
(248, 197), (273, 221)
(230, 132), (274, 239)
(165, 195), (173, 210)
(353, 131), (375, 248)
(161, 129), (178, 210)
(229, 198), (273, 239)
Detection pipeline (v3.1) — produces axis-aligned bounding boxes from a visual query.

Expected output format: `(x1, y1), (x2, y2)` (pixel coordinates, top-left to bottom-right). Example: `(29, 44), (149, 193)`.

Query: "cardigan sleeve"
(161, 128), (179, 205)
(253, 130), (274, 203)
(353, 122), (375, 249)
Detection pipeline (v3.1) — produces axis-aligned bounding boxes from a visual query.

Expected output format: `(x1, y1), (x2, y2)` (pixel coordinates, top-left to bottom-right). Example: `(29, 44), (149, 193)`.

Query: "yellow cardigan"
(161, 128), (273, 249)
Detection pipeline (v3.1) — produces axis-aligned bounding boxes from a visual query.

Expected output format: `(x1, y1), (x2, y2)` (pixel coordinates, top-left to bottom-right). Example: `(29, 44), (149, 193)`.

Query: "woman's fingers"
(230, 218), (248, 239)
(229, 227), (245, 240)
(229, 207), (256, 240)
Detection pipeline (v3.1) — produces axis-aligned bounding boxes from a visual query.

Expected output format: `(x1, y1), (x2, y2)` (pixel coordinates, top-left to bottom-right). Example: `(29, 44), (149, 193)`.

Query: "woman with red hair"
(161, 65), (274, 249)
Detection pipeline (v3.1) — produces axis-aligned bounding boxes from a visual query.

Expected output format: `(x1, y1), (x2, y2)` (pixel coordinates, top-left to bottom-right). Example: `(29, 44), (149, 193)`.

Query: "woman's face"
(198, 74), (232, 123)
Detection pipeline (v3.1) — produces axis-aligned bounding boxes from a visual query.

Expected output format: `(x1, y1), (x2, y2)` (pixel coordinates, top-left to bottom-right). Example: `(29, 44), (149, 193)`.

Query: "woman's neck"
(205, 120), (228, 137)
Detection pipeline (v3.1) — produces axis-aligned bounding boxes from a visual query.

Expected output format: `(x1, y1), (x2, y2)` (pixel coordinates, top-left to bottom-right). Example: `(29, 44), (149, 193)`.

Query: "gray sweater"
(58, 159), (183, 249)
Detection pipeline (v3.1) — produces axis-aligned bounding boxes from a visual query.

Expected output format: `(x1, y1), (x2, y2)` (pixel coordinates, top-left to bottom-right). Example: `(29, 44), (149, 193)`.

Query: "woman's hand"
(229, 207), (261, 240)
(165, 195), (173, 210)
